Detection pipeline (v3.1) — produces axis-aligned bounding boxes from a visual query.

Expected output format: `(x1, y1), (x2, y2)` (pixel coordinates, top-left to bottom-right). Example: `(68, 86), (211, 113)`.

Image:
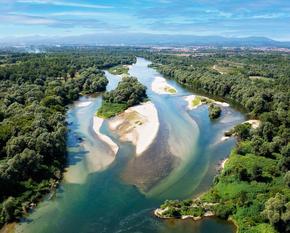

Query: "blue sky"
(0, 0), (290, 40)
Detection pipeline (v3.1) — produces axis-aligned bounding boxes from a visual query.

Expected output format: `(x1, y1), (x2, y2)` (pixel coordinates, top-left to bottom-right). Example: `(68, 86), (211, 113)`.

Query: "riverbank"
(154, 198), (217, 221)
(108, 101), (159, 156)
(0, 223), (16, 233)
(151, 76), (177, 94)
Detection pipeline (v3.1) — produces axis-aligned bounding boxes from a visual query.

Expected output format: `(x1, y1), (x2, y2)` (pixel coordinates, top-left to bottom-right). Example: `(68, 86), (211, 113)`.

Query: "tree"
(262, 193), (289, 231)
(1, 197), (16, 222)
(208, 104), (221, 119)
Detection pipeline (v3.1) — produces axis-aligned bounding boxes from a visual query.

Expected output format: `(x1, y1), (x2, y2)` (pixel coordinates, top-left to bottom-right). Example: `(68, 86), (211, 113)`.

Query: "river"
(15, 58), (245, 233)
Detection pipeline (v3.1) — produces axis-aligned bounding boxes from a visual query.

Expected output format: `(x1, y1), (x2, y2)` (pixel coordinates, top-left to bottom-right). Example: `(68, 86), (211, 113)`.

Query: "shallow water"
(16, 58), (244, 233)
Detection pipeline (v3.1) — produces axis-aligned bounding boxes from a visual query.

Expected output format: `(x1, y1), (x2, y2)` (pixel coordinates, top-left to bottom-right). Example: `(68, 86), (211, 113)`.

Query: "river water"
(16, 58), (245, 233)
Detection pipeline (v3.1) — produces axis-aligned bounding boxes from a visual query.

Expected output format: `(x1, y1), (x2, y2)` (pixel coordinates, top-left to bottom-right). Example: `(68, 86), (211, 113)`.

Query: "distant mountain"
(1, 33), (290, 48)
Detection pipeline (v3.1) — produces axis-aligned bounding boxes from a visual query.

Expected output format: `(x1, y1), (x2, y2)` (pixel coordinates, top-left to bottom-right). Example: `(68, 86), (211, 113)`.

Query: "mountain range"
(1, 33), (290, 48)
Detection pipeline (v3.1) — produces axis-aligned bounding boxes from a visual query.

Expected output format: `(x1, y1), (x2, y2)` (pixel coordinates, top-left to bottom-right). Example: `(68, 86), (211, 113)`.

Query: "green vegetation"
(97, 76), (147, 118)
(145, 51), (290, 233)
(108, 65), (129, 75)
(208, 104), (222, 119)
(164, 86), (176, 93)
(157, 199), (210, 218)
(191, 96), (202, 107)
(0, 49), (135, 226)
(97, 102), (127, 118)
(79, 67), (108, 93)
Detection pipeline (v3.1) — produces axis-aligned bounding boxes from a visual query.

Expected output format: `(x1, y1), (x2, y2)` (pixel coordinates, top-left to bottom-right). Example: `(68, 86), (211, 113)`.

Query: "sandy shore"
(244, 119), (261, 129)
(151, 77), (177, 94)
(221, 158), (229, 169)
(214, 101), (230, 107)
(221, 135), (230, 141)
(108, 101), (159, 156)
(76, 101), (93, 108)
(93, 116), (119, 155)
(221, 119), (260, 143)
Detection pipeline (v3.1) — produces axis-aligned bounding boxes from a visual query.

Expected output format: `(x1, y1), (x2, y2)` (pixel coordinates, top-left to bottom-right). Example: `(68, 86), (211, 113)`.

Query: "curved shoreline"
(184, 95), (230, 110)
(93, 116), (119, 155)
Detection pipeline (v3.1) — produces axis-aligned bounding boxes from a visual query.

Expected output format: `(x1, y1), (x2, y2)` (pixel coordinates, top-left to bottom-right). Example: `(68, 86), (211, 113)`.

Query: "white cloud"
(251, 13), (288, 19)
(17, 0), (113, 9)
(0, 14), (57, 25)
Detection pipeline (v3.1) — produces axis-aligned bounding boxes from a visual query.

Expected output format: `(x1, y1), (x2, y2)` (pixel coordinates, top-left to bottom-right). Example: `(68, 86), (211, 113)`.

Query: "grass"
(191, 96), (202, 107)
(96, 102), (128, 118)
(212, 62), (244, 75)
(164, 86), (176, 93)
(108, 65), (129, 75)
(249, 76), (273, 82)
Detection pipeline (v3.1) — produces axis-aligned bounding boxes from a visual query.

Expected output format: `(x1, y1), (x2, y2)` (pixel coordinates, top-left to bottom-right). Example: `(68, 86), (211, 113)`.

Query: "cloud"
(0, 14), (57, 25)
(17, 0), (113, 9)
(251, 13), (289, 19)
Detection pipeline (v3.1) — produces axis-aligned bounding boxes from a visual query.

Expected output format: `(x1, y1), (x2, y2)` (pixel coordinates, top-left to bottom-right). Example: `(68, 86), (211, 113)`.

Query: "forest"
(144, 51), (290, 233)
(0, 49), (135, 226)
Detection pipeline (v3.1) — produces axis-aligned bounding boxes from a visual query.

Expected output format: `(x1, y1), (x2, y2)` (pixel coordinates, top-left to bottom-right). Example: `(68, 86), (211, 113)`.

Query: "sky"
(0, 0), (290, 41)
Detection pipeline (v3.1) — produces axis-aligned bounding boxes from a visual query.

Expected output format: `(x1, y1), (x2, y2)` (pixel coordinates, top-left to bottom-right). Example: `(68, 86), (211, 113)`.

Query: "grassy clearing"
(191, 96), (202, 107)
(96, 102), (127, 118)
(212, 62), (244, 75)
(164, 86), (176, 93)
(249, 76), (273, 82)
(108, 65), (129, 75)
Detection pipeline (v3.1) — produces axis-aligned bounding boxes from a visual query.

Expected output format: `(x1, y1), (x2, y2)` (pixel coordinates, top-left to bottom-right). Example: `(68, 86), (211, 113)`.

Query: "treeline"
(97, 76), (147, 118)
(0, 50), (135, 225)
(145, 52), (290, 233)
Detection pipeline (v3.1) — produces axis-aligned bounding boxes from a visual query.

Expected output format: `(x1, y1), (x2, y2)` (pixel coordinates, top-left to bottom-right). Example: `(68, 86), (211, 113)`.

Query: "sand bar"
(108, 101), (159, 156)
(214, 101), (230, 107)
(151, 77), (177, 94)
(93, 116), (119, 155)
(76, 101), (93, 108)
(184, 95), (203, 110)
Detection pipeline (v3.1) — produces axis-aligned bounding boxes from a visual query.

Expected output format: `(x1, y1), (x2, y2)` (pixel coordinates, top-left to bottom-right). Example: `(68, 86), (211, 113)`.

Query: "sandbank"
(76, 101), (93, 108)
(108, 101), (159, 156)
(184, 95), (203, 110)
(151, 77), (177, 94)
(93, 116), (119, 155)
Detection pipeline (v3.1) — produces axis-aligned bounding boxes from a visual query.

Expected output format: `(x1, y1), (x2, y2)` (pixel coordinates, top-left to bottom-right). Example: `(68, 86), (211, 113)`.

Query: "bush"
(208, 104), (221, 119)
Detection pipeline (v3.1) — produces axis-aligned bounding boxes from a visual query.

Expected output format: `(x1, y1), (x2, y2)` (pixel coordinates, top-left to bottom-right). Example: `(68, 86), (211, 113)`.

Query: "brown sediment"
(120, 114), (180, 192)
(0, 223), (16, 233)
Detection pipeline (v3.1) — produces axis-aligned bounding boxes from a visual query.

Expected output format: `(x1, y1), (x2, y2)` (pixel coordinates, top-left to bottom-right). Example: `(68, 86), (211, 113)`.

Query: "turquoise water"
(16, 58), (245, 233)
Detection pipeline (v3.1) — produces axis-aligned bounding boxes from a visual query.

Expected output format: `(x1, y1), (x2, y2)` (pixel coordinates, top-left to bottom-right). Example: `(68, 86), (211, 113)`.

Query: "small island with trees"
(97, 76), (147, 118)
(208, 104), (222, 119)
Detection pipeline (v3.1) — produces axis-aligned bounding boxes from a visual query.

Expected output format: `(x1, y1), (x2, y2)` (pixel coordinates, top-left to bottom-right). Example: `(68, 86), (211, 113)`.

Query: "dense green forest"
(145, 51), (290, 233)
(0, 49), (135, 226)
(97, 76), (147, 118)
